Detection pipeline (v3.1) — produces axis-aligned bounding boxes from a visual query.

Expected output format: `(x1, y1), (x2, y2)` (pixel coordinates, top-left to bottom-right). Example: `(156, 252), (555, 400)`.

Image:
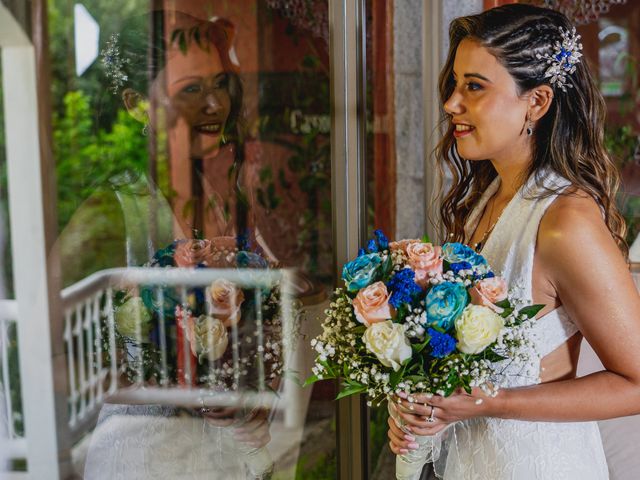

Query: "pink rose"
(174, 239), (215, 268)
(468, 277), (508, 314)
(389, 239), (421, 254)
(209, 279), (245, 327)
(353, 281), (395, 326)
(406, 243), (443, 288)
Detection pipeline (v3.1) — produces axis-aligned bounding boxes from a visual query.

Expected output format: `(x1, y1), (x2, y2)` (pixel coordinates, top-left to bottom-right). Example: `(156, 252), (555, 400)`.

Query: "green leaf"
(499, 307), (514, 318)
(482, 349), (508, 362)
(352, 325), (367, 335)
(518, 304), (545, 319)
(304, 375), (319, 387)
(259, 166), (273, 183)
(193, 27), (202, 48)
(336, 385), (366, 400)
(178, 31), (187, 55)
(421, 234), (431, 244)
(495, 299), (511, 309)
(170, 28), (181, 45)
(411, 334), (431, 354)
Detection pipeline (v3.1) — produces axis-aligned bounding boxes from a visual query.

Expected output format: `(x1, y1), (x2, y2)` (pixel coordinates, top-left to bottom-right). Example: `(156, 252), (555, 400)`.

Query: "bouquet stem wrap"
(241, 445), (274, 479)
(388, 398), (444, 480)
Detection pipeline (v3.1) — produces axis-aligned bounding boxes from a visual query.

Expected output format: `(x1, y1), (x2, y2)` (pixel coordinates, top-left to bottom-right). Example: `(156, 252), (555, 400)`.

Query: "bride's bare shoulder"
(537, 185), (624, 278)
(539, 186), (608, 237)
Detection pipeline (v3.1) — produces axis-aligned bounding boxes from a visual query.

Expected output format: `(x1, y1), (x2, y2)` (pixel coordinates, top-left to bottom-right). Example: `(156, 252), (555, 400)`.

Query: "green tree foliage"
(53, 90), (147, 232)
(48, 0), (145, 127)
(53, 90), (148, 285)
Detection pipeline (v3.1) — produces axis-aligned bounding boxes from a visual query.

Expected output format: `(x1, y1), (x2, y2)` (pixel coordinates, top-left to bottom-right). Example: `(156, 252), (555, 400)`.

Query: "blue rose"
(426, 282), (469, 330)
(442, 242), (487, 267)
(342, 253), (382, 292)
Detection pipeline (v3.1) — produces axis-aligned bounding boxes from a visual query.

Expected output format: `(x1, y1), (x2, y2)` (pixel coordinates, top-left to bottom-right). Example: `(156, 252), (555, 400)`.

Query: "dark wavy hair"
(436, 4), (627, 257)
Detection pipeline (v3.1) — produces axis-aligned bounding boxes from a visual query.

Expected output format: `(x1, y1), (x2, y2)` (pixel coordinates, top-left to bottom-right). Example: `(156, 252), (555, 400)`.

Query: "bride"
(387, 4), (640, 479)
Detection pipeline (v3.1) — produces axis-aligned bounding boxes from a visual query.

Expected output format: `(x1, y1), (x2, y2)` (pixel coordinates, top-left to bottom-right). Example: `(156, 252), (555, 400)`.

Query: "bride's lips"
(194, 122), (223, 136)
(453, 123), (475, 138)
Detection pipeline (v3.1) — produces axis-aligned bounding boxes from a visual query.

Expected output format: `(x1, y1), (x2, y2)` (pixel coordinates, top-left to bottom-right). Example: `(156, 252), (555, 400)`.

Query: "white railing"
(0, 299), (26, 467)
(60, 267), (298, 443)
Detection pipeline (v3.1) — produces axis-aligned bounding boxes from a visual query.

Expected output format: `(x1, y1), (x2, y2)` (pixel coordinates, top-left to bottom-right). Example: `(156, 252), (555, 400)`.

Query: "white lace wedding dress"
(435, 171), (609, 479)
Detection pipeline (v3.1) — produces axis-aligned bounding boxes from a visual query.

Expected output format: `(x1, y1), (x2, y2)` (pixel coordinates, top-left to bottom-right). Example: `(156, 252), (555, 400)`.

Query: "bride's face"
(443, 38), (530, 162)
(148, 40), (232, 160)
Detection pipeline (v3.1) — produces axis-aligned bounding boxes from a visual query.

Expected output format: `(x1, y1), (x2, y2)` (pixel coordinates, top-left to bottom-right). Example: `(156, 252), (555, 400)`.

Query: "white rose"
(362, 320), (412, 371)
(185, 314), (229, 362)
(455, 304), (504, 354)
(115, 297), (152, 339)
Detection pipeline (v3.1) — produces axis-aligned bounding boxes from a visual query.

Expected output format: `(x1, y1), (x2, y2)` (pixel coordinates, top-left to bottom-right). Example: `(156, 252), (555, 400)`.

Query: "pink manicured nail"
(408, 442), (419, 449)
(398, 392), (408, 399)
(404, 434), (415, 441)
(400, 449), (408, 454)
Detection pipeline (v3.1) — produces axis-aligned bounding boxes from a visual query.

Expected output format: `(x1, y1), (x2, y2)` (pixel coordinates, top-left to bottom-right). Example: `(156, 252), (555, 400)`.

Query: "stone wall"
(393, 0), (482, 240)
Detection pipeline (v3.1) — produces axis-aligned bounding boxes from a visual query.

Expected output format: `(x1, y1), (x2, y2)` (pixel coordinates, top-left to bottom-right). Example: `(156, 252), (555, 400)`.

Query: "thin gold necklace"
(473, 195), (503, 253)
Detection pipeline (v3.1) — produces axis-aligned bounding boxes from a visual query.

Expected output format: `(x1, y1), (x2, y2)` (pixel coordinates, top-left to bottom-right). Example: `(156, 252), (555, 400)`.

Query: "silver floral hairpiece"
(536, 27), (583, 92)
(101, 33), (130, 94)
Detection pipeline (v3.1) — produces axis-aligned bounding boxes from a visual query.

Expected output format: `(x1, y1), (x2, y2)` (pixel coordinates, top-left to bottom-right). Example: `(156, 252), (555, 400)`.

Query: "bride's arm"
(390, 191), (640, 445)
(489, 191), (640, 422)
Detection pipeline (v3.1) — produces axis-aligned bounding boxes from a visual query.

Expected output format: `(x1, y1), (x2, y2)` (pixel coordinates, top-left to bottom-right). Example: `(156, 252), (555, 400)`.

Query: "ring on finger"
(426, 405), (436, 423)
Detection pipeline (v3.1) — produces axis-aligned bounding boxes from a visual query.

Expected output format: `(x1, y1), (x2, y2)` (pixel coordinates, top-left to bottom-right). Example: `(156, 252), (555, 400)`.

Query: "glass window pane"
(46, 1), (336, 477)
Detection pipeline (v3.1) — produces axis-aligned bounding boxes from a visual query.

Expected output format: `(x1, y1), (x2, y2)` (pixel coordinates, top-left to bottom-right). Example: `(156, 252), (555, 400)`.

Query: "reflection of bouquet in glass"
(112, 237), (297, 392)
(306, 230), (542, 479)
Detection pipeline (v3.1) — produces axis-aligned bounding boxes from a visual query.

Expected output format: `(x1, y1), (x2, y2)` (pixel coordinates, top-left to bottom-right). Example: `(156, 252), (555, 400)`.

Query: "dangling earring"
(142, 123), (150, 136)
(526, 114), (534, 136)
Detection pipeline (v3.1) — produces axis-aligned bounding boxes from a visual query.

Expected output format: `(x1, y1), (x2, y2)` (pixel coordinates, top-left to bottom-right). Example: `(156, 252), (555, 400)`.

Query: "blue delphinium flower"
(450, 261), (472, 275)
(367, 239), (379, 253)
(426, 282), (469, 330)
(342, 253), (382, 292)
(442, 242), (487, 267)
(387, 268), (422, 308)
(358, 248), (366, 257)
(374, 229), (389, 250)
(428, 328), (457, 358)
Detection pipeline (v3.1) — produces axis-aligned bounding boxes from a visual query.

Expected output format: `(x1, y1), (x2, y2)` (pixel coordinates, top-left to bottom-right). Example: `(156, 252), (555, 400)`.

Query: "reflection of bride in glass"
(84, 12), (279, 480)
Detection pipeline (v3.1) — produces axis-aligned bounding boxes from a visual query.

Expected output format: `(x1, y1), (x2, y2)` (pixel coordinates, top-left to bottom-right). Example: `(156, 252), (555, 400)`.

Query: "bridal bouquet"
(111, 238), (283, 387)
(113, 237), (297, 391)
(305, 230), (542, 479)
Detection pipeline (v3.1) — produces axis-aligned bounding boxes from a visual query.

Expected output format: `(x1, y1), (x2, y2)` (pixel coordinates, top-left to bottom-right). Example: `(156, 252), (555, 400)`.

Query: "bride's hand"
(393, 387), (494, 436)
(387, 396), (450, 450)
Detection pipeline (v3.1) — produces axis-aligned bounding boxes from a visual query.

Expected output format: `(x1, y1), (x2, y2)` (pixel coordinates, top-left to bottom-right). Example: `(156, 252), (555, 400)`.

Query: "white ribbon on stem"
(388, 397), (448, 480)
